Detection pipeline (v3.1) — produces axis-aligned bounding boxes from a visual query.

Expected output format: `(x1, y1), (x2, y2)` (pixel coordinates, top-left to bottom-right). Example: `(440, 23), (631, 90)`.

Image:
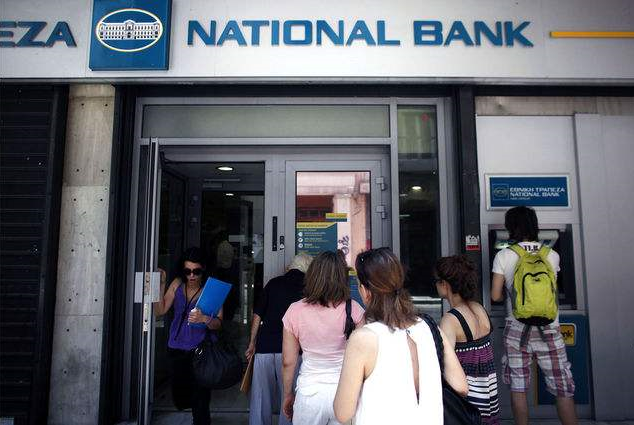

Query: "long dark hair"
(177, 246), (207, 283)
(304, 251), (349, 307)
(355, 248), (417, 331)
(434, 255), (479, 301)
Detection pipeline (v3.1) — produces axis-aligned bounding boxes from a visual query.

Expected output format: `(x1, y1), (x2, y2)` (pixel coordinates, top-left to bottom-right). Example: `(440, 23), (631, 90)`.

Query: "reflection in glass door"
(295, 171), (372, 267)
(285, 158), (390, 271)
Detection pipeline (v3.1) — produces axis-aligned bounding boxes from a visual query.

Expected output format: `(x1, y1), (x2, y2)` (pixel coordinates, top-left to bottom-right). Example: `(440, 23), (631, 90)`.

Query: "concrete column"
(48, 85), (114, 425)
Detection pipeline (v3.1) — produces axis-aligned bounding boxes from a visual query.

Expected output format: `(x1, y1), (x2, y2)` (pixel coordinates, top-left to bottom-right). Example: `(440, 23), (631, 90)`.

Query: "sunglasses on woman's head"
(358, 247), (390, 263)
(183, 268), (204, 276)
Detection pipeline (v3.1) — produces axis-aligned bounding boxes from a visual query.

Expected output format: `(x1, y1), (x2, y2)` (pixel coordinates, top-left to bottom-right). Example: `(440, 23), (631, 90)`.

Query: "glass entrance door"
(129, 146), (390, 424)
(284, 158), (391, 270)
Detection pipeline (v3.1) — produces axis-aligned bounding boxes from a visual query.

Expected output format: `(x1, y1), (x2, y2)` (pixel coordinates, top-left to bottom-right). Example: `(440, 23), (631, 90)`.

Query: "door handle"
(272, 216), (278, 251)
(375, 204), (387, 219)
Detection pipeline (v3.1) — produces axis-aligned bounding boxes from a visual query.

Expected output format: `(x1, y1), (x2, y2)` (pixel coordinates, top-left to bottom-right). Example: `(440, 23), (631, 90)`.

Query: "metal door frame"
(131, 138), (162, 425)
(124, 96), (456, 421)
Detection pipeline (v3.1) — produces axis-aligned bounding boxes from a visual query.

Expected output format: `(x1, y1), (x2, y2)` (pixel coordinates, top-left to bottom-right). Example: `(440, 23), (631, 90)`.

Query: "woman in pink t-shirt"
(281, 251), (364, 425)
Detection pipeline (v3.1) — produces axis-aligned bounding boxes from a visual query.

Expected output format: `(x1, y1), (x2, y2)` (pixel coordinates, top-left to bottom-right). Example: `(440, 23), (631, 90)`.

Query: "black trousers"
(168, 347), (211, 425)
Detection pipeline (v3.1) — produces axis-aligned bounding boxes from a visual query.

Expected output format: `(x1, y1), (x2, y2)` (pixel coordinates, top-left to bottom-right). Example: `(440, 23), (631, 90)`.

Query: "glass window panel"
(142, 105), (390, 138)
(295, 171), (371, 267)
(397, 106), (438, 157)
(397, 106), (440, 298)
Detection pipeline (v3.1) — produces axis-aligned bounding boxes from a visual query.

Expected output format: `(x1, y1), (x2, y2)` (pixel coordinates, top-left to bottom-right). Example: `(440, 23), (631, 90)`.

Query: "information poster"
(488, 175), (569, 208)
(296, 222), (338, 256)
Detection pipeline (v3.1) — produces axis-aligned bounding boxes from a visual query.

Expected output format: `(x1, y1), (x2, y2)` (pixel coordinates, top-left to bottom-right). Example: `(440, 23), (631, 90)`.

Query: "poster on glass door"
(296, 222), (338, 256)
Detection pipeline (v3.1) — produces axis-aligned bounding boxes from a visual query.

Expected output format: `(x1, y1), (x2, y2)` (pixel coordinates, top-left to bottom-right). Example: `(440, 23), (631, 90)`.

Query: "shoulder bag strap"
(344, 298), (355, 340)
(448, 309), (474, 342)
(421, 314), (444, 373)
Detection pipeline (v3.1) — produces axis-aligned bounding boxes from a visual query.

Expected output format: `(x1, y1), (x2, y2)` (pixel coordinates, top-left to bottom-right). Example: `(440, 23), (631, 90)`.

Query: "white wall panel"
(576, 114), (634, 420)
(2, 0), (634, 81)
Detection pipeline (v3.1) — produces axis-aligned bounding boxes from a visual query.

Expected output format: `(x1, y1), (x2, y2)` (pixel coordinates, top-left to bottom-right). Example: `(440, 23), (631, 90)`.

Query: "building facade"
(1, 0), (633, 424)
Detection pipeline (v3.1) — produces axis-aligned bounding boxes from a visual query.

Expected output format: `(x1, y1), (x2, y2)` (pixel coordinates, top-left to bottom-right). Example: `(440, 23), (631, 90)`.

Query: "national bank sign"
(186, 20), (533, 47)
(89, 0), (171, 70)
(87, 0), (533, 71)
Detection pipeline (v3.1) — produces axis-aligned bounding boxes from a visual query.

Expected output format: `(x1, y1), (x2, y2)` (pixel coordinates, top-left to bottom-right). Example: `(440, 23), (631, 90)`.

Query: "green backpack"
(509, 244), (558, 326)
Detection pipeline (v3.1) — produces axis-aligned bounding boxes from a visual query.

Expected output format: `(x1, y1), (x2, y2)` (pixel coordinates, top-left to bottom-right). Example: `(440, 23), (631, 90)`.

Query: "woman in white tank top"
(333, 248), (468, 424)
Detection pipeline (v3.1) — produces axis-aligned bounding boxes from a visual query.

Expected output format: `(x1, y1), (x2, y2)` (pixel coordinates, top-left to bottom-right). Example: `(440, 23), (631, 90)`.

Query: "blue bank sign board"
(488, 175), (570, 208)
(89, 0), (172, 70)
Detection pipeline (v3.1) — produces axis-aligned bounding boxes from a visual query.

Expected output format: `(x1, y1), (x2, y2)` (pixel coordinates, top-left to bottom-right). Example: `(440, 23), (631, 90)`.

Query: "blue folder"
(190, 277), (232, 328)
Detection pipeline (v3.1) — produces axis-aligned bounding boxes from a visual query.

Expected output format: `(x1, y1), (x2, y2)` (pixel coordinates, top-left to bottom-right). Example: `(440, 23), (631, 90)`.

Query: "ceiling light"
(217, 166), (233, 171)
(411, 186), (422, 191)
(225, 193), (234, 197)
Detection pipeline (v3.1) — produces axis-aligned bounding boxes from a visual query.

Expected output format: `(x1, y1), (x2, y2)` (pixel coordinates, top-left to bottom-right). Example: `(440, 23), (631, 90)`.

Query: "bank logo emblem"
(492, 184), (510, 200)
(89, 0), (171, 70)
(96, 9), (163, 52)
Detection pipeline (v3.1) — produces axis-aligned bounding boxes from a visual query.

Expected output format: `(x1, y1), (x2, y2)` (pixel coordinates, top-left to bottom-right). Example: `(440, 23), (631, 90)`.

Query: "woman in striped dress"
(435, 255), (500, 425)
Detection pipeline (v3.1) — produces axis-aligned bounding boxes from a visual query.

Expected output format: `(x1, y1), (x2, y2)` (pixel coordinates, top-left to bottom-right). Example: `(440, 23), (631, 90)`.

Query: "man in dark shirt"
(246, 253), (312, 425)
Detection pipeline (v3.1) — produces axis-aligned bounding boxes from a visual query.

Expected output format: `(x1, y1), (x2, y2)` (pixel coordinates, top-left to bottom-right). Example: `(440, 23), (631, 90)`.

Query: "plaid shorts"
(502, 320), (575, 398)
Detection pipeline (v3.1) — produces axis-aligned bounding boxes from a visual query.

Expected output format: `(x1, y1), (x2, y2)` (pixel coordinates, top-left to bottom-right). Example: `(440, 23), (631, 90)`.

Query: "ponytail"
(356, 248), (418, 331)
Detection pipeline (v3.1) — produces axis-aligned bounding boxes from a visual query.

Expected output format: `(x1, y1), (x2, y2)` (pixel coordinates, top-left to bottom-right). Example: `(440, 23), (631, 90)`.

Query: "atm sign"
(487, 175), (570, 209)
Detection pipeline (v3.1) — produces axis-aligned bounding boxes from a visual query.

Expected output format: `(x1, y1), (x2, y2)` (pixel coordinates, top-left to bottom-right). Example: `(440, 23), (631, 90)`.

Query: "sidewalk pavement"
(151, 411), (634, 425)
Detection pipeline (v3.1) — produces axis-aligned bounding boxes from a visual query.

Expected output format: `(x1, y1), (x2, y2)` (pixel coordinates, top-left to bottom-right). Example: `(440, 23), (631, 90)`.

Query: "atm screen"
(489, 228), (577, 309)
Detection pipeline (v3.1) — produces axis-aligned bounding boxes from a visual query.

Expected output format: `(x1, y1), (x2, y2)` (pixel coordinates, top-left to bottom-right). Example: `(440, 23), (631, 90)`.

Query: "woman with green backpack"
(491, 206), (577, 425)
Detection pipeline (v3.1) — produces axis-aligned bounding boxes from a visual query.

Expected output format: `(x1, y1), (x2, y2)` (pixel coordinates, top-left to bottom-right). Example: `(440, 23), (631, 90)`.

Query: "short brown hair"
(304, 251), (349, 307)
(355, 248), (417, 331)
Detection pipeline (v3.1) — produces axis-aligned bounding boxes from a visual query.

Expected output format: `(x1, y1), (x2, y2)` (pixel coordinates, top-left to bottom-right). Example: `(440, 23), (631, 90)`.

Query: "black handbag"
(420, 314), (482, 425)
(192, 332), (242, 390)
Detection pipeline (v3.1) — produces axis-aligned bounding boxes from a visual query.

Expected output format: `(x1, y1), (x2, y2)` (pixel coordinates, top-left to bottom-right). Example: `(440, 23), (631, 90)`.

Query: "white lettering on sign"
(509, 186), (564, 198)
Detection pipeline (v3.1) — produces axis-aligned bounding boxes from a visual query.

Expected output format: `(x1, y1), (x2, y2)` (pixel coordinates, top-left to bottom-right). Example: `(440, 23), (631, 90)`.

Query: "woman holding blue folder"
(154, 247), (223, 425)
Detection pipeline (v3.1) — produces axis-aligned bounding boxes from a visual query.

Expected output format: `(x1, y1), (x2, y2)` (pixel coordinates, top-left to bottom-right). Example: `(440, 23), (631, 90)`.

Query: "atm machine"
(482, 224), (591, 419)
(476, 115), (594, 418)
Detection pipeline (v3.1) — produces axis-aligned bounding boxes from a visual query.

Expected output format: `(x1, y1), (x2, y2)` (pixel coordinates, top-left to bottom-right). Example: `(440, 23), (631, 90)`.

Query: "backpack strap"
(509, 244), (528, 258)
(537, 244), (551, 259)
(448, 309), (474, 342)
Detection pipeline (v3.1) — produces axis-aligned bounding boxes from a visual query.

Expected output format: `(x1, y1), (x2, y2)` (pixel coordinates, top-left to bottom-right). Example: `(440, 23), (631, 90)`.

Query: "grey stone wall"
(48, 84), (114, 425)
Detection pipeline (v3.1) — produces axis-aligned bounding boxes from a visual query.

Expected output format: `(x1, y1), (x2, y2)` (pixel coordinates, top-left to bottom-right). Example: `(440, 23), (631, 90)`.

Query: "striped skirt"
(454, 336), (500, 425)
